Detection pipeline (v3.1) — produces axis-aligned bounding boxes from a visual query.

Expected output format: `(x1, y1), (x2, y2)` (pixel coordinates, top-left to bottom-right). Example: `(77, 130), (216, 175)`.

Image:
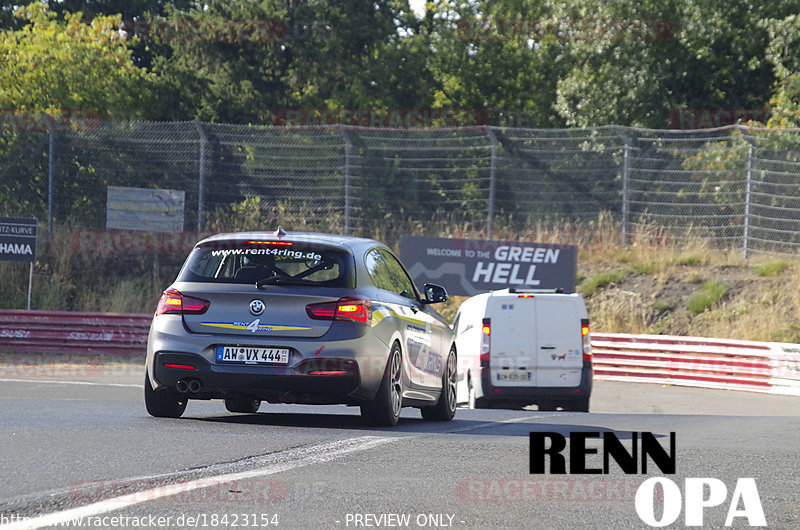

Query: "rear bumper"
(151, 352), (362, 404)
(479, 362), (593, 405)
(146, 315), (390, 401)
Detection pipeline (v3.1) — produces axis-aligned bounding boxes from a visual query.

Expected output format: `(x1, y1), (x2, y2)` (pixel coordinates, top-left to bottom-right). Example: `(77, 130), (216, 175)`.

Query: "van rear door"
(487, 294), (537, 387)
(533, 295), (583, 387)
(488, 294), (583, 387)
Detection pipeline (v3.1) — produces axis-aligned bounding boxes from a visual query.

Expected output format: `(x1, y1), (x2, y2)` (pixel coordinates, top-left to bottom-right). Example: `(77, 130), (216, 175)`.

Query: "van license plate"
(497, 372), (531, 382)
(216, 346), (289, 364)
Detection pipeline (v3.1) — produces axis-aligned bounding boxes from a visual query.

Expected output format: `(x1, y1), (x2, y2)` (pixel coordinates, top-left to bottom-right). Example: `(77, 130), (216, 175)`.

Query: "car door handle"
(540, 346), (556, 350)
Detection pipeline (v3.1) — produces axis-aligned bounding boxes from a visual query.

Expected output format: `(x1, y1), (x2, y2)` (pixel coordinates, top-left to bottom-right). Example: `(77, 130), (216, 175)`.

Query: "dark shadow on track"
(178, 411), (668, 439)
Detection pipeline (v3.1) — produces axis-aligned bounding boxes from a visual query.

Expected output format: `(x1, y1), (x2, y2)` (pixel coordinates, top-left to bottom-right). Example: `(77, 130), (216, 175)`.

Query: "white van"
(453, 288), (592, 411)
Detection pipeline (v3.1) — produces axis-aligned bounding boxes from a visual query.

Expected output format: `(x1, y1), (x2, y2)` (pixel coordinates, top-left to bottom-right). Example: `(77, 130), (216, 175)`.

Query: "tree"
(414, 1), (572, 127)
(149, 0), (417, 123)
(0, 3), (156, 120)
(552, 0), (800, 128)
(762, 14), (800, 127)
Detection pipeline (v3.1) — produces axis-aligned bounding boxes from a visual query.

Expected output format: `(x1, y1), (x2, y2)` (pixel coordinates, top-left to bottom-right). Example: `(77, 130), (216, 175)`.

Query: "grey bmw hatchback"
(145, 229), (456, 426)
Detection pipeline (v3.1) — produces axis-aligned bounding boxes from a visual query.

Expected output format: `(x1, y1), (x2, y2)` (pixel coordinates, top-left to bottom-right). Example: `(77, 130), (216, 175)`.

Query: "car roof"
(196, 230), (386, 252)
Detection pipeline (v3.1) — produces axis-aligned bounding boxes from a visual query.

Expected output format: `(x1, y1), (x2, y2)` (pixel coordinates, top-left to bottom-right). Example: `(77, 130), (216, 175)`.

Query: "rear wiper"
(255, 276), (310, 288)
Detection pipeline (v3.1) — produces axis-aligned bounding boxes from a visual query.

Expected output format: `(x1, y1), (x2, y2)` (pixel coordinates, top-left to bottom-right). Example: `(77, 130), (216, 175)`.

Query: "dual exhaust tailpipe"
(176, 379), (202, 393)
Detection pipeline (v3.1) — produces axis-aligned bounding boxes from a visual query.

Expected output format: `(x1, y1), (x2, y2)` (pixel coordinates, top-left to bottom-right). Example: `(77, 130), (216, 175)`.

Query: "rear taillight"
(480, 317), (491, 365)
(581, 318), (591, 362)
(306, 296), (372, 325)
(163, 363), (197, 370)
(155, 288), (210, 316)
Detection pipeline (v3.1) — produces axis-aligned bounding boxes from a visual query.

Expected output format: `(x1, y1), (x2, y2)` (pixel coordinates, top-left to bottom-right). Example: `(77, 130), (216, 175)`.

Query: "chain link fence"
(2, 120), (799, 256)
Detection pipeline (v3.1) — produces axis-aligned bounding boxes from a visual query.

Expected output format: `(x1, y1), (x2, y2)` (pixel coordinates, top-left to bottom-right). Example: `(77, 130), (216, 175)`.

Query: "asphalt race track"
(0, 366), (798, 529)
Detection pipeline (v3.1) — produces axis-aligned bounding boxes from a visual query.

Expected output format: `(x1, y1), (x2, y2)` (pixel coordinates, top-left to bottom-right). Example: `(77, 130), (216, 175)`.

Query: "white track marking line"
(0, 414), (550, 525)
(0, 409), (562, 530)
(0, 378), (139, 388)
(0, 414), (545, 512)
(0, 436), (395, 530)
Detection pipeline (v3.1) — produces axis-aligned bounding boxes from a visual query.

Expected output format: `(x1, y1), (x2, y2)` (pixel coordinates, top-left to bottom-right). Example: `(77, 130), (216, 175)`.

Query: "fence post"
(743, 144), (753, 260)
(341, 127), (353, 235)
(46, 114), (55, 236)
(193, 121), (207, 232)
(485, 127), (498, 239)
(620, 133), (631, 248)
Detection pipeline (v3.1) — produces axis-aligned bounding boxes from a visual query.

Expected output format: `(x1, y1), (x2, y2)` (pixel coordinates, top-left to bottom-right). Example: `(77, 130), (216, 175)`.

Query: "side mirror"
(423, 283), (448, 304)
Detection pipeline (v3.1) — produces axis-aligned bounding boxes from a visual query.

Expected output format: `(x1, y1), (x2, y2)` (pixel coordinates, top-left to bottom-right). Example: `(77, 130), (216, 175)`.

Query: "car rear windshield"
(177, 241), (356, 288)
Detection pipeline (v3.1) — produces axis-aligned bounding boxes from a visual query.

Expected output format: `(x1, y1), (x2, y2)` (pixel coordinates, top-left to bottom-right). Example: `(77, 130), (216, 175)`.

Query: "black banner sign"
(400, 236), (577, 296)
(0, 217), (37, 262)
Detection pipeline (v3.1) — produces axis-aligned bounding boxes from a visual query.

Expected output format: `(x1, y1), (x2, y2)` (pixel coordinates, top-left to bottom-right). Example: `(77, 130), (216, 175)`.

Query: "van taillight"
(306, 296), (372, 325)
(581, 318), (591, 362)
(480, 317), (491, 365)
(155, 288), (209, 316)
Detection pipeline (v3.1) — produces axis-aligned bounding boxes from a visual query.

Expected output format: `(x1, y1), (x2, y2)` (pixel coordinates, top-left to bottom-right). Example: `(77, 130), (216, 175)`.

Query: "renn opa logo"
(530, 432), (766, 527)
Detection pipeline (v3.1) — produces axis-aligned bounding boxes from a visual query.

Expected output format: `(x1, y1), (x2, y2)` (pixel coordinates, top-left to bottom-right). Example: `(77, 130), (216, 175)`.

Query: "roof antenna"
(274, 226), (286, 238)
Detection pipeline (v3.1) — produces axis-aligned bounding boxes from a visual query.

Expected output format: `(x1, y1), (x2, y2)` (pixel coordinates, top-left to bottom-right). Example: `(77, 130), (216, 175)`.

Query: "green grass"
(688, 274), (705, 284)
(653, 300), (675, 312)
(631, 262), (658, 274)
(579, 269), (628, 297)
(687, 280), (727, 315)
(677, 256), (703, 266)
(755, 261), (788, 276)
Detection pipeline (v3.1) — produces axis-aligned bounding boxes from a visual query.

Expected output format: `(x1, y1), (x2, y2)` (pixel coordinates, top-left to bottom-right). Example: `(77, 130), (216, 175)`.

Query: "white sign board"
(106, 186), (185, 232)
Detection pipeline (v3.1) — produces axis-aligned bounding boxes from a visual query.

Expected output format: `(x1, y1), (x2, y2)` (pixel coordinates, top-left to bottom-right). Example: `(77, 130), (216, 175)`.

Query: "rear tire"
(361, 343), (403, 426)
(421, 349), (457, 421)
(144, 374), (187, 418)
(225, 397), (261, 414)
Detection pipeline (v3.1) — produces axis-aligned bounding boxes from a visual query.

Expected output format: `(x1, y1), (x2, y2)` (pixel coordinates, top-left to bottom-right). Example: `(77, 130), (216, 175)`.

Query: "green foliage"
(150, 0), (416, 123)
(579, 269), (628, 297)
(677, 256), (703, 266)
(687, 280), (727, 314)
(631, 262), (659, 275)
(688, 274), (705, 284)
(755, 261), (788, 276)
(2, 1), (798, 129)
(653, 300), (675, 312)
(0, 3), (156, 119)
(552, 0), (797, 128)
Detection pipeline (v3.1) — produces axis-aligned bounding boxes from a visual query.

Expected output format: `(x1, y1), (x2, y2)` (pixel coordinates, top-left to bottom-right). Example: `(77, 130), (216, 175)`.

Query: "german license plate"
(497, 372), (531, 382)
(216, 346), (289, 364)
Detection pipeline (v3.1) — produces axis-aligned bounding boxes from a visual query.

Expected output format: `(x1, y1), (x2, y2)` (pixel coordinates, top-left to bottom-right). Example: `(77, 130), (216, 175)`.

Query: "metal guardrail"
(592, 332), (800, 397)
(1, 310), (799, 397)
(0, 309), (151, 356)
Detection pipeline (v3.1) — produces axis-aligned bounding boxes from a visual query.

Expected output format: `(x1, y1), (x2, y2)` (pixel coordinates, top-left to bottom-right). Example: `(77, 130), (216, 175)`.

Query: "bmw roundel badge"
(249, 299), (265, 315)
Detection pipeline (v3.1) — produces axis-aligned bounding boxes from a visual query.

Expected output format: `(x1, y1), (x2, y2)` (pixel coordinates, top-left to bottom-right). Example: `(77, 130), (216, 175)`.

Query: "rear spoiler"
(508, 287), (565, 294)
